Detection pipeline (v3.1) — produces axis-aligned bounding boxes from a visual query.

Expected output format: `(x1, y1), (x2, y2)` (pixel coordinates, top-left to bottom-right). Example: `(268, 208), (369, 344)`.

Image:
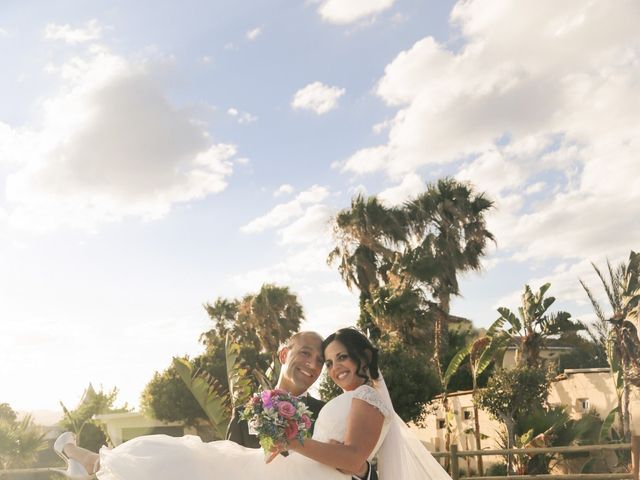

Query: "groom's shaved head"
(283, 331), (324, 350)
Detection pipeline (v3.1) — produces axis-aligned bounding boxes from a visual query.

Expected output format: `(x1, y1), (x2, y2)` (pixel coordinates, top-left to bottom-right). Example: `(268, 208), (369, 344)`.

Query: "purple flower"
(261, 390), (273, 408)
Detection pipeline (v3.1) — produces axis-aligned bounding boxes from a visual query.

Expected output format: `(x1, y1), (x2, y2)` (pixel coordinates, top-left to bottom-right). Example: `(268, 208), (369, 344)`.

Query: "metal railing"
(430, 436), (639, 480)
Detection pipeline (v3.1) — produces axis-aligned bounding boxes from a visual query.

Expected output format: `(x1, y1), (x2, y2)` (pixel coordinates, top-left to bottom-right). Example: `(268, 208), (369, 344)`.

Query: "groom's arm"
(328, 440), (372, 479)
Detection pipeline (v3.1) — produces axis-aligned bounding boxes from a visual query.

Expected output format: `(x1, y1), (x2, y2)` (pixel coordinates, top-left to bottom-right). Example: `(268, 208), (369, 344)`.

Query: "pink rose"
(278, 401), (296, 419)
(284, 420), (299, 440)
(301, 415), (312, 429)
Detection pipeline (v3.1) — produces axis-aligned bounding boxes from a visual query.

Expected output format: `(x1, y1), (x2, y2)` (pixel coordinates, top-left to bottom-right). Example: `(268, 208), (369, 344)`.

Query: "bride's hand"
(265, 449), (280, 464)
(265, 441), (289, 463)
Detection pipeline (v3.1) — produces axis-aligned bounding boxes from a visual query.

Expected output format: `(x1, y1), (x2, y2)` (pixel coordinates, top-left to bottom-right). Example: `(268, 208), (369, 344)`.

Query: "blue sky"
(1, 0), (639, 415)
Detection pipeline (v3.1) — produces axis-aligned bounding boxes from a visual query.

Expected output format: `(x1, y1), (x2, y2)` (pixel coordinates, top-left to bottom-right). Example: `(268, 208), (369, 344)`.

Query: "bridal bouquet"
(240, 389), (314, 456)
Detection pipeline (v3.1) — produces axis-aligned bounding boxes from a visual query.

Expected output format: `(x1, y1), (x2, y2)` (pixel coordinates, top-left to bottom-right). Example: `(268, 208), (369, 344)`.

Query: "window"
(437, 419), (446, 430)
(577, 398), (590, 412)
(463, 409), (473, 421)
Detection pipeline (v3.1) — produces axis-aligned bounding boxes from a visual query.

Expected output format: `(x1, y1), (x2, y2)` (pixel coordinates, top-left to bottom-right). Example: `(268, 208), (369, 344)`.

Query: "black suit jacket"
(226, 394), (325, 448)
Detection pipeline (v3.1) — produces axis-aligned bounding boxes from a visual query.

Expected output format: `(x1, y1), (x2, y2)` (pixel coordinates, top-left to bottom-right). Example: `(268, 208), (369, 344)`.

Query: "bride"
(54, 328), (451, 480)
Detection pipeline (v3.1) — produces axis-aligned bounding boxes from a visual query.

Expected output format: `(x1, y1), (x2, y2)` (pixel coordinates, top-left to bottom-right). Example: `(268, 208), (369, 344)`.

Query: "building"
(412, 367), (640, 473)
(95, 411), (198, 446)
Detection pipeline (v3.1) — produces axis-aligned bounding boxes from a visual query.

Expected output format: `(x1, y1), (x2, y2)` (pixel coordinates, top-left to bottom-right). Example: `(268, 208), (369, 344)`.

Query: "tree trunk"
(435, 292), (450, 385)
(623, 371), (632, 442)
(473, 403), (484, 475)
(502, 416), (516, 475)
(443, 395), (452, 470)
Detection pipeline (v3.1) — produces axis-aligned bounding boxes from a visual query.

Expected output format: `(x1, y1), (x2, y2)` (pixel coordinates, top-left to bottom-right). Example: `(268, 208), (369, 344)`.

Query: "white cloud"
(390, 13), (409, 25)
(455, 147), (531, 197)
(378, 173), (425, 206)
(0, 27), (8, 37)
(318, 0), (395, 25)
(273, 184), (294, 197)
(227, 107), (257, 124)
(278, 204), (332, 244)
(348, 184), (368, 197)
(340, 145), (389, 174)
(346, 1), (640, 176)
(231, 239), (333, 291)
(44, 19), (102, 44)
(246, 27), (262, 41)
(494, 253), (629, 316)
(291, 81), (345, 115)
(341, 0), (640, 270)
(1, 46), (237, 231)
(525, 182), (545, 194)
(241, 185), (329, 233)
(372, 118), (392, 134)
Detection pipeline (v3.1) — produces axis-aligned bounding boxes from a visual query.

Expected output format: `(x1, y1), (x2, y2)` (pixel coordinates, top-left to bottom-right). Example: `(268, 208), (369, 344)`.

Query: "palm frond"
(498, 307), (521, 332)
(579, 279), (608, 322)
(592, 262), (618, 313)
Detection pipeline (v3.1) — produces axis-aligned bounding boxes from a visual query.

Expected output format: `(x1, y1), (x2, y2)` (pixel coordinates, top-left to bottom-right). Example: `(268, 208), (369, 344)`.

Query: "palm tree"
(365, 262), (437, 346)
(580, 250), (640, 441)
(328, 194), (406, 338)
(404, 178), (494, 380)
(201, 285), (304, 363)
(0, 406), (46, 470)
(497, 283), (581, 368)
(239, 284), (304, 361)
(201, 298), (241, 348)
(201, 296), (263, 356)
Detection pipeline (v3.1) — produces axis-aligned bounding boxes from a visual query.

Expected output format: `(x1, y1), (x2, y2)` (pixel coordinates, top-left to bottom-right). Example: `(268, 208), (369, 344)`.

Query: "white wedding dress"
(97, 385), (391, 480)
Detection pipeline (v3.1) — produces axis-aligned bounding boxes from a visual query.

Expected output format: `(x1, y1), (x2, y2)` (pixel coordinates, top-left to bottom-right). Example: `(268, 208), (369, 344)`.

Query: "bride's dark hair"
(322, 328), (379, 383)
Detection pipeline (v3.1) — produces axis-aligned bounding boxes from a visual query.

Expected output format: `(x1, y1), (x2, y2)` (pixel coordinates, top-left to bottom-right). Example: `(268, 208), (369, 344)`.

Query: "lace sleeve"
(353, 384), (391, 418)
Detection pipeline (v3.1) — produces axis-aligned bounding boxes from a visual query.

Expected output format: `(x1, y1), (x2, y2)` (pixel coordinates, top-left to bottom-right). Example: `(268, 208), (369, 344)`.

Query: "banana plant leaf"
(173, 357), (231, 439)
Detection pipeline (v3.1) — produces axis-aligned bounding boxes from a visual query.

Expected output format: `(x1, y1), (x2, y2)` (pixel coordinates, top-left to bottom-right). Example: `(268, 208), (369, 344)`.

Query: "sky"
(1, 0), (639, 417)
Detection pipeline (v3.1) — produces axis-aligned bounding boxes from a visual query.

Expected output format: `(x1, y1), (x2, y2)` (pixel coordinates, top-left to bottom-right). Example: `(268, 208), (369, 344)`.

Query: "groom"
(226, 331), (376, 480)
(226, 331), (325, 446)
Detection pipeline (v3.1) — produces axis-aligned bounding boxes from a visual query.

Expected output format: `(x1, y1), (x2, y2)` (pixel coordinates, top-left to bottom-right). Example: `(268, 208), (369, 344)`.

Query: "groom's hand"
(328, 440), (369, 478)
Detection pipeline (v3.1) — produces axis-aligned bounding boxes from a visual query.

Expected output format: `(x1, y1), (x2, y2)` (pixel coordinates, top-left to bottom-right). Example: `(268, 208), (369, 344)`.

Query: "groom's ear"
(278, 347), (290, 365)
